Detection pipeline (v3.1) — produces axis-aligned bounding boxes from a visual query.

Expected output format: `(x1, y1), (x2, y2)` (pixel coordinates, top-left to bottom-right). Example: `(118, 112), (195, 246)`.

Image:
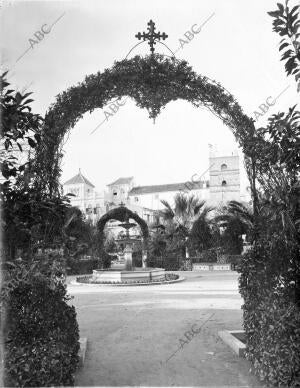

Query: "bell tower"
(208, 146), (240, 206)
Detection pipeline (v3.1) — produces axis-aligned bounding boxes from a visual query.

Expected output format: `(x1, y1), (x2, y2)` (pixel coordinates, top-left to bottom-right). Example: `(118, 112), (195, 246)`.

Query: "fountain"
(90, 215), (166, 284)
(115, 219), (140, 271)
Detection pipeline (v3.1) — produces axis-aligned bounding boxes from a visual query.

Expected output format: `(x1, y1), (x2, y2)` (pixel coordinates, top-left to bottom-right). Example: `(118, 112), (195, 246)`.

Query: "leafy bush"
(147, 256), (181, 270)
(2, 260), (80, 387)
(239, 240), (300, 386)
(219, 254), (242, 269)
(66, 251), (116, 274)
(66, 257), (99, 275)
(244, 295), (300, 386)
(192, 248), (218, 263)
(165, 273), (179, 281)
(100, 251), (114, 269)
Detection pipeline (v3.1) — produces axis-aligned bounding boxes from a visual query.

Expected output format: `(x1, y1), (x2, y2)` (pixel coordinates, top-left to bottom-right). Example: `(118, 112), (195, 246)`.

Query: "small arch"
(96, 205), (149, 253)
(221, 180), (227, 186)
(221, 163), (227, 171)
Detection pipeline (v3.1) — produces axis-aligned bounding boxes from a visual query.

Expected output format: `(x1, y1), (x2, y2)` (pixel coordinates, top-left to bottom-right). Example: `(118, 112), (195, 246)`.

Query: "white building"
(208, 148), (241, 206)
(63, 169), (106, 224)
(128, 181), (210, 210)
(62, 149), (244, 226)
(63, 173), (157, 226)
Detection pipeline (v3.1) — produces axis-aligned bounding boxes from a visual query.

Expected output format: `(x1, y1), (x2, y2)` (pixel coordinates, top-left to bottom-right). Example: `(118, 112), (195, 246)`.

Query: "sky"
(1, 0), (298, 193)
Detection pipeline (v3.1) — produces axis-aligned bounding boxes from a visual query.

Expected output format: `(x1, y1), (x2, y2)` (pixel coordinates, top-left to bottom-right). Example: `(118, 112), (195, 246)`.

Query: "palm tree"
(160, 193), (214, 256)
(189, 206), (217, 253)
(160, 193), (212, 232)
(215, 200), (254, 239)
(214, 200), (255, 255)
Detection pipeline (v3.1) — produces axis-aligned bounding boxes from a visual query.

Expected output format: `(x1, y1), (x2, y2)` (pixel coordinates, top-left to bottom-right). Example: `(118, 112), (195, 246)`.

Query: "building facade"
(208, 148), (241, 206)
(62, 149), (243, 226)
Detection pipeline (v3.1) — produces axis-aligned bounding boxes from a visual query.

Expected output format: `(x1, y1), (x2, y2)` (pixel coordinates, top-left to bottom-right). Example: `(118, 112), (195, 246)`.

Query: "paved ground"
(68, 271), (261, 387)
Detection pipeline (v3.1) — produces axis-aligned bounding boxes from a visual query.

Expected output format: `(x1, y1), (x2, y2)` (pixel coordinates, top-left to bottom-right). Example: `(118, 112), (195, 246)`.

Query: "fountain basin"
(92, 267), (165, 283)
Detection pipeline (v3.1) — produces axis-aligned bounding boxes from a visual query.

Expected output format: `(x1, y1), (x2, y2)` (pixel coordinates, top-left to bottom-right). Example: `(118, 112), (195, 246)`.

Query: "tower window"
(113, 191), (117, 196)
(221, 163), (227, 171)
(221, 180), (227, 186)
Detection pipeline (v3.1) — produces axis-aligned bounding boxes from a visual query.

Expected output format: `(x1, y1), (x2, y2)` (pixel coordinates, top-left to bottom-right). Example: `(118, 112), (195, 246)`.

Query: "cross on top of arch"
(135, 20), (168, 54)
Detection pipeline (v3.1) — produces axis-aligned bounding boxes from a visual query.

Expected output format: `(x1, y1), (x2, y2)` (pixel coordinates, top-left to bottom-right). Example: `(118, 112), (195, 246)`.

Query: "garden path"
(69, 271), (261, 387)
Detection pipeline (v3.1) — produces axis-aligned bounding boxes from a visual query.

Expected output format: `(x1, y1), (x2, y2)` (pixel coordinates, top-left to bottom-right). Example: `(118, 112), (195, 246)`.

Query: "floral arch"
(33, 54), (257, 207)
(96, 205), (149, 253)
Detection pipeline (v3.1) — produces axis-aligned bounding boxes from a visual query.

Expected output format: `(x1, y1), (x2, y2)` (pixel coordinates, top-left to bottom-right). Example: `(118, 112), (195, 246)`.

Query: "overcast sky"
(1, 0), (298, 192)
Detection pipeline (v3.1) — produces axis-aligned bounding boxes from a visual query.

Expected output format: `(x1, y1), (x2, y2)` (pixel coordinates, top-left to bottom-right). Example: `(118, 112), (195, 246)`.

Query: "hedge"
(2, 264), (80, 387)
(239, 240), (300, 386)
(192, 249), (218, 263)
(66, 252), (115, 275)
(66, 257), (99, 275)
(147, 256), (181, 271)
(243, 295), (300, 386)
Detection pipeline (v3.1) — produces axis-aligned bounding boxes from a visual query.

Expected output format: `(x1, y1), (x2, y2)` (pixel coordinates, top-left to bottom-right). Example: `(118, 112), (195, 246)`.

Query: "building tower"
(63, 169), (95, 213)
(208, 146), (240, 206)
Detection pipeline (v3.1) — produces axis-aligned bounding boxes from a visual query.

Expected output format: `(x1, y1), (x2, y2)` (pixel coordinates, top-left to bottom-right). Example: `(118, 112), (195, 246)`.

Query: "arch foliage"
(96, 206), (149, 252)
(33, 54), (256, 196)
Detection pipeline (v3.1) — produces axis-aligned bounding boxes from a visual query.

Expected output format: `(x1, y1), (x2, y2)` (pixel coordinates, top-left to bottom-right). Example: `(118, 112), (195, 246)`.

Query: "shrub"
(147, 256), (181, 270)
(2, 260), (80, 387)
(239, 240), (300, 386)
(66, 252), (117, 275)
(100, 251), (114, 269)
(132, 251), (142, 267)
(244, 295), (300, 386)
(220, 254), (242, 269)
(66, 256), (99, 275)
(165, 273), (179, 281)
(193, 248), (218, 263)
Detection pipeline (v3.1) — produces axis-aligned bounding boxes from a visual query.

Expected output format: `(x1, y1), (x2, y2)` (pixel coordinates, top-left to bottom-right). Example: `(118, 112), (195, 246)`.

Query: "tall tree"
(268, 0), (300, 91)
(160, 193), (214, 256)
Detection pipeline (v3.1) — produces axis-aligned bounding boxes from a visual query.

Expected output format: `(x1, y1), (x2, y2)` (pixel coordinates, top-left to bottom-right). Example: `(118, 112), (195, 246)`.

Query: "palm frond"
(160, 199), (174, 220)
(193, 199), (206, 216)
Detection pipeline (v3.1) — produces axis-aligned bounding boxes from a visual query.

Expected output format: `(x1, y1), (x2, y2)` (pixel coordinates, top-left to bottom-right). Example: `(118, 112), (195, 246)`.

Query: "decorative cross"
(135, 20), (168, 54)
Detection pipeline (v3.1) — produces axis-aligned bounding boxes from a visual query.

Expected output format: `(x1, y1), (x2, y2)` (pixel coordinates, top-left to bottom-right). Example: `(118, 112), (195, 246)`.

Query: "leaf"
(27, 137), (36, 148)
(290, 6), (299, 16)
(15, 92), (22, 105)
(281, 49), (293, 60)
(268, 11), (281, 17)
(277, 2), (284, 14)
(4, 139), (11, 150)
(279, 42), (289, 51)
(23, 99), (34, 105)
(34, 133), (41, 142)
(22, 92), (33, 99)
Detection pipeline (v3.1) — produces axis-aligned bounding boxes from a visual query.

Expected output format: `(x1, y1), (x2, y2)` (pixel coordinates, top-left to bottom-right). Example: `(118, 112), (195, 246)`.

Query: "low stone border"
(193, 263), (232, 271)
(78, 337), (87, 367)
(218, 330), (246, 357)
(70, 276), (185, 287)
